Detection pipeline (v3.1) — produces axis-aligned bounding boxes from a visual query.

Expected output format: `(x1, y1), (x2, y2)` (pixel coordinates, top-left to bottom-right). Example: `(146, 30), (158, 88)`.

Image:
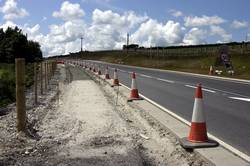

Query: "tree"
(0, 26), (42, 63)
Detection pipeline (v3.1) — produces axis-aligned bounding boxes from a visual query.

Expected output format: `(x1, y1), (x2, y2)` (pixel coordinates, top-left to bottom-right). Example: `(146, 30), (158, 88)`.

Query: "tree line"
(0, 26), (42, 63)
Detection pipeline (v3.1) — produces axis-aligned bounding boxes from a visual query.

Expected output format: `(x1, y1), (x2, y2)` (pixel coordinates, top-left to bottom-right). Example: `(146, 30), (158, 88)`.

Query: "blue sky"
(0, 0), (249, 56)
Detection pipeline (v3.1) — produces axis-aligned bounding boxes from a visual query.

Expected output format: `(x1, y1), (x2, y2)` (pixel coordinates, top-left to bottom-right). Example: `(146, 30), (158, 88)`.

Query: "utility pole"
(126, 33), (129, 54)
(127, 33), (129, 46)
(80, 37), (83, 52)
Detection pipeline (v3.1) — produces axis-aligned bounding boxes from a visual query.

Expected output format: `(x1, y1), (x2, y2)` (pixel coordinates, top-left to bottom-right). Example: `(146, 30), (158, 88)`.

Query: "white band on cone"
(114, 71), (117, 79)
(191, 98), (206, 123)
(131, 78), (137, 89)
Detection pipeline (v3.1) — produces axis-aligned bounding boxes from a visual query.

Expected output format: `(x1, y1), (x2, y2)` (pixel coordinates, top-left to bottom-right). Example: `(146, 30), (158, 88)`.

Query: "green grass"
(70, 51), (250, 80)
(0, 63), (34, 107)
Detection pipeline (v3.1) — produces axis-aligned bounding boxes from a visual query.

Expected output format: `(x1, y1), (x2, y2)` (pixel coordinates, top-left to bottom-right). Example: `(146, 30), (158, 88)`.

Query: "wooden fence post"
(34, 62), (38, 105)
(46, 61), (49, 87)
(44, 62), (47, 91)
(49, 61), (52, 79)
(40, 62), (43, 95)
(15, 58), (26, 132)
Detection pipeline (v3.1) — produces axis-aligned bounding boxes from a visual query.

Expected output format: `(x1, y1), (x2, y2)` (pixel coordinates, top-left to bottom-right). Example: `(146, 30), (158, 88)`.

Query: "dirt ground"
(0, 64), (212, 166)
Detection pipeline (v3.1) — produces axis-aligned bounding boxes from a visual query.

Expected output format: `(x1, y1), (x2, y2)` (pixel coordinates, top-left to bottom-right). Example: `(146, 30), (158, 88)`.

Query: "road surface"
(82, 60), (250, 157)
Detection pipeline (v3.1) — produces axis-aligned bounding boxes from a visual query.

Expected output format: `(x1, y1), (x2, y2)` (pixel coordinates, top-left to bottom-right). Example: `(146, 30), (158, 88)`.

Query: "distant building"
(123, 44), (139, 51)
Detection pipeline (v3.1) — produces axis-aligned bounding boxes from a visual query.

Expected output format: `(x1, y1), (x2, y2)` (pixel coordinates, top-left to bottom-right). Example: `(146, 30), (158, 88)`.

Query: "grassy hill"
(65, 50), (250, 80)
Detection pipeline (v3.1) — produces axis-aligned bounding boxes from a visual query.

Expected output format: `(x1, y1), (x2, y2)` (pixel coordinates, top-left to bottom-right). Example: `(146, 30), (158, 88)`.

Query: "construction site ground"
(0, 64), (212, 166)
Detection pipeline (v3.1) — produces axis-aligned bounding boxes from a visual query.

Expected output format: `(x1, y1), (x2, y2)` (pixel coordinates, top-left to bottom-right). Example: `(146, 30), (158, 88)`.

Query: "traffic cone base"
(111, 79), (120, 87)
(98, 70), (101, 75)
(127, 89), (143, 102)
(130, 89), (139, 98)
(105, 67), (110, 79)
(179, 137), (218, 149)
(105, 74), (110, 79)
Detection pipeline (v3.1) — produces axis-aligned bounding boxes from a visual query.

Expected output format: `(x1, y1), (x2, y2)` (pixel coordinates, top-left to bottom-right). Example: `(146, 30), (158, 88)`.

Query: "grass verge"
(70, 51), (250, 80)
(0, 63), (34, 107)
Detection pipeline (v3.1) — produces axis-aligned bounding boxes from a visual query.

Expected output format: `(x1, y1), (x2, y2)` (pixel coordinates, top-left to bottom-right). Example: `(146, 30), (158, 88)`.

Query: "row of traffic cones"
(69, 60), (218, 150)
(86, 63), (142, 101)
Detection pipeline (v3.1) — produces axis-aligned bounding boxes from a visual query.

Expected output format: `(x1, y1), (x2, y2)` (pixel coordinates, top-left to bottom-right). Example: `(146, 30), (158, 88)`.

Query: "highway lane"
(92, 60), (250, 98)
(83, 60), (250, 156)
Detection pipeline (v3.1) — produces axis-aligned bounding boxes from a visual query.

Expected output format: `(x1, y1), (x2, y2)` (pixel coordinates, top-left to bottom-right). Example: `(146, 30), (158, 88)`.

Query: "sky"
(0, 0), (249, 57)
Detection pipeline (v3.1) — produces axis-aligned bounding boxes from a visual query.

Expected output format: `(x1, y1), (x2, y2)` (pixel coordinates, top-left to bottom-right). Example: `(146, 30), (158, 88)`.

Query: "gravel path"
(0, 64), (211, 166)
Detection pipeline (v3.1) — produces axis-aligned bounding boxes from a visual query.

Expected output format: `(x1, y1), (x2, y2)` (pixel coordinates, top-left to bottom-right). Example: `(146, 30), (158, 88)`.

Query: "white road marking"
(229, 97), (250, 102)
(140, 74), (153, 78)
(185, 85), (216, 93)
(118, 82), (250, 162)
(156, 78), (175, 83)
(117, 69), (126, 72)
(202, 86), (249, 98)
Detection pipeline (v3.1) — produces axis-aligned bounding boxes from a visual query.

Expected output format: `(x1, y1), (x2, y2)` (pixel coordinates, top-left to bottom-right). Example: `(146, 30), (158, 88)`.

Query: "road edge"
(90, 60), (250, 84)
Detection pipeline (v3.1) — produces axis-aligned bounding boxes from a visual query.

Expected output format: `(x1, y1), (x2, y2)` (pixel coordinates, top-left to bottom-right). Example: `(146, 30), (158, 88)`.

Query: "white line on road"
(156, 78), (175, 83)
(117, 69), (127, 73)
(229, 97), (250, 102)
(140, 74), (153, 78)
(185, 85), (216, 93)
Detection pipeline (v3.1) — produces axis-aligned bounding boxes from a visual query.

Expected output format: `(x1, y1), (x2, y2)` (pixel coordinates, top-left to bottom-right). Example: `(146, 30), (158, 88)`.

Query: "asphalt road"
(81, 60), (250, 156)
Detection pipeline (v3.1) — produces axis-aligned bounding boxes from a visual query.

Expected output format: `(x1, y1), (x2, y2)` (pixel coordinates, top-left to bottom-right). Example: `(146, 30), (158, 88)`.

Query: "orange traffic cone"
(180, 83), (218, 149)
(209, 66), (213, 75)
(112, 69), (119, 87)
(98, 66), (102, 75)
(105, 66), (110, 79)
(128, 72), (143, 102)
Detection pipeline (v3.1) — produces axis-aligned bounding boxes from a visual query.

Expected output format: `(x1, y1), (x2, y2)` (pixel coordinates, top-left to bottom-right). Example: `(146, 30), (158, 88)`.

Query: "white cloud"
(210, 25), (232, 42)
(131, 19), (184, 47)
(82, 0), (124, 13)
(49, 20), (86, 43)
(184, 15), (226, 27)
(53, 1), (85, 21)
(231, 20), (248, 29)
(86, 9), (148, 50)
(24, 24), (40, 35)
(169, 9), (183, 17)
(0, 20), (17, 30)
(0, 0), (29, 20)
(92, 9), (148, 30)
(183, 27), (207, 45)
